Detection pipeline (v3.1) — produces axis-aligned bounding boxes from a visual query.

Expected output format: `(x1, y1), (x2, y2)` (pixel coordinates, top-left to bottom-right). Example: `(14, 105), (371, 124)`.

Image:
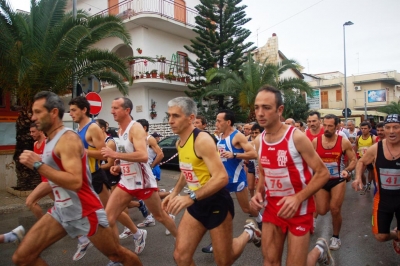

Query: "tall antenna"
(256, 28), (260, 47)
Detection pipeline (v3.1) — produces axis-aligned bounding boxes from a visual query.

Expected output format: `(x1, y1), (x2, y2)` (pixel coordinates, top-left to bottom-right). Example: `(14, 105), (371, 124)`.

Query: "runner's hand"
(110, 165), (121, 175)
(250, 192), (264, 211)
(277, 195), (301, 219)
(352, 179), (363, 191)
(165, 195), (193, 216)
(101, 146), (116, 159)
(19, 150), (41, 170)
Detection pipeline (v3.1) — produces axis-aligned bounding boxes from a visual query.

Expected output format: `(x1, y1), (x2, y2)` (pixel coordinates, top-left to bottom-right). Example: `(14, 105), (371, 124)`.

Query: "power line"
(247, 0), (327, 41)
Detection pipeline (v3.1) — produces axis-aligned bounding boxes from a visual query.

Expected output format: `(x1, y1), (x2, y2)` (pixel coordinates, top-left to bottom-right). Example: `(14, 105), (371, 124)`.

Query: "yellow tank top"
(357, 135), (373, 157)
(177, 128), (212, 191)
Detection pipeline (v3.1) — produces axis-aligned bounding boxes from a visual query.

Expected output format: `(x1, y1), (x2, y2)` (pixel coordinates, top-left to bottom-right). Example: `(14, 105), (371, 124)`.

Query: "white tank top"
(117, 121), (157, 190)
(146, 135), (157, 164)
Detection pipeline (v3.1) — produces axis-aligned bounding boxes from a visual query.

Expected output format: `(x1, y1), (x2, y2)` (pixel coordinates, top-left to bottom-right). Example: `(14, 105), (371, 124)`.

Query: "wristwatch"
(33, 161), (44, 171)
(233, 153), (237, 158)
(189, 191), (197, 202)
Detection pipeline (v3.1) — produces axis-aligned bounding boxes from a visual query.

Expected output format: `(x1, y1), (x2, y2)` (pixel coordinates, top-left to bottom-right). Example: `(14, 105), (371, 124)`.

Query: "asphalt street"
(0, 168), (399, 265)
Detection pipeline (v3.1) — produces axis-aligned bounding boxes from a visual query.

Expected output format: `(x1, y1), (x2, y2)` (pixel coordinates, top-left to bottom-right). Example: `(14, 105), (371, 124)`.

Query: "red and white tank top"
(305, 127), (324, 141)
(259, 127), (315, 216)
(316, 135), (343, 179)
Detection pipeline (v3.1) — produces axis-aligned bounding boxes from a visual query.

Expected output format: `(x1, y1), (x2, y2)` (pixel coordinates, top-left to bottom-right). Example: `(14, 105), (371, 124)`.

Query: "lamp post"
(343, 21), (354, 124)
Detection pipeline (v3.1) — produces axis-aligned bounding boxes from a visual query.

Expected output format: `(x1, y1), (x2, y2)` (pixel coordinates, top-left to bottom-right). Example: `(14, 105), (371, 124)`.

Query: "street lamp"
(343, 21), (354, 124)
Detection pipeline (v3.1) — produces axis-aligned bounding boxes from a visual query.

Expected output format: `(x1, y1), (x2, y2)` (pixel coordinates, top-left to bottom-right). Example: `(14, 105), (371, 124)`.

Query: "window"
(321, 91), (328, 108)
(177, 52), (188, 73)
(336, 89), (342, 101)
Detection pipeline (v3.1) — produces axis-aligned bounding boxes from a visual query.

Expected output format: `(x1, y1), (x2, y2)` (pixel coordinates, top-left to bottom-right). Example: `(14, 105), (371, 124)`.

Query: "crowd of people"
(2, 86), (399, 266)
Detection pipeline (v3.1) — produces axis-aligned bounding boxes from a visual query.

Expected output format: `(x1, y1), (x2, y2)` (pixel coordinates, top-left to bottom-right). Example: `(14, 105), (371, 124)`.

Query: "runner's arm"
(100, 140), (116, 171)
(148, 136), (164, 168)
(86, 123), (106, 160)
(343, 138), (357, 172)
(232, 133), (257, 160)
(251, 135), (265, 209)
(353, 143), (377, 191)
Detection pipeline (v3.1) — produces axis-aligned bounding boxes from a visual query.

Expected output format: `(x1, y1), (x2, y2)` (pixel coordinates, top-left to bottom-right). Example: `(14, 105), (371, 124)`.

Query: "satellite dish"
(79, 76), (92, 93)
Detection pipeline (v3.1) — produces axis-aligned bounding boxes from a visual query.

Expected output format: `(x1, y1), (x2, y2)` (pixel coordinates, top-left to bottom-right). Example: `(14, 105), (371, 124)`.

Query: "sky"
(9, 0), (400, 76)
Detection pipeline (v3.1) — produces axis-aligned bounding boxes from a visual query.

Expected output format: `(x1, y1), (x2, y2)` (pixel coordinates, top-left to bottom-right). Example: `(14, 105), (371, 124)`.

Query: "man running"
(295, 121), (306, 132)
(251, 85), (333, 266)
(162, 97), (261, 265)
(376, 122), (385, 141)
(243, 123), (253, 137)
(285, 118), (295, 126)
(306, 111), (324, 141)
(352, 114), (400, 255)
(356, 121), (377, 193)
(313, 114), (357, 250)
(14, 91), (141, 266)
(25, 123), (53, 219)
(100, 97), (177, 250)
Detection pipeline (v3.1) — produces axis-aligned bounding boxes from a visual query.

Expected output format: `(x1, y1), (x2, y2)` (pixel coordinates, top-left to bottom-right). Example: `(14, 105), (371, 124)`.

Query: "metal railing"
(94, 0), (198, 27)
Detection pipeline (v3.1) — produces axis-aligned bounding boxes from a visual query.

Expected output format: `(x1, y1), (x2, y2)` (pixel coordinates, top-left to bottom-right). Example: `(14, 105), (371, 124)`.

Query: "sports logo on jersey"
(268, 147), (275, 151)
(123, 133), (128, 140)
(277, 150), (288, 167)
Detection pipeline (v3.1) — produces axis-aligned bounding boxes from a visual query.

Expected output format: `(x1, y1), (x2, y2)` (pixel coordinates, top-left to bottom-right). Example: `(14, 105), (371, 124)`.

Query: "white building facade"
(64, 0), (200, 127)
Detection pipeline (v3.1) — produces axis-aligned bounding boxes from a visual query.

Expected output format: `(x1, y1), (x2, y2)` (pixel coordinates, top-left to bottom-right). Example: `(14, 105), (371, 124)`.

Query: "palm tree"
(202, 54), (312, 122)
(0, 0), (132, 190)
(378, 101), (400, 115)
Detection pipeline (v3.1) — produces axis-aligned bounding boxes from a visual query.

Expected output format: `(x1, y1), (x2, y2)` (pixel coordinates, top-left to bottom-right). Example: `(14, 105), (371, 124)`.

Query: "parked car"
(158, 135), (179, 167)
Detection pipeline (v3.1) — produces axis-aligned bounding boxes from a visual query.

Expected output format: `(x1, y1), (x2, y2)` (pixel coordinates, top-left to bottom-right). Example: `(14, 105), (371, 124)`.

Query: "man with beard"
(352, 114), (400, 255)
(312, 114), (357, 250)
(15, 91), (141, 266)
(376, 122), (386, 141)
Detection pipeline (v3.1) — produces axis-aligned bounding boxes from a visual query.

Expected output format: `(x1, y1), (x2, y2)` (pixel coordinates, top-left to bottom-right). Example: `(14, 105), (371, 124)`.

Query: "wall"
(0, 151), (17, 190)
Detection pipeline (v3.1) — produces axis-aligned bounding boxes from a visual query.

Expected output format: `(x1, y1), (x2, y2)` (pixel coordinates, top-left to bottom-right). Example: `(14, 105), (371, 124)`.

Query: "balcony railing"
(94, 0), (198, 27)
(101, 59), (197, 88)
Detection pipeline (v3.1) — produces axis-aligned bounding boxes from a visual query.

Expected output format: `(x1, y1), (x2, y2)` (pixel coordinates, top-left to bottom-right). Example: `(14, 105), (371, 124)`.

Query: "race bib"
(217, 144), (227, 162)
(380, 168), (400, 190)
(52, 186), (73, 208)
(263, 168), (295, 197)
(120, 163), (137, 180)
(180, 162), (201, 190)
(324, 161), (340, 179)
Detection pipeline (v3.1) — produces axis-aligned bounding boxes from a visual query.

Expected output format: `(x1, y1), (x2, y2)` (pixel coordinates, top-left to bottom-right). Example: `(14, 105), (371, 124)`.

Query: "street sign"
(86, 92), (102, 115)
(342, 108), (352, 117)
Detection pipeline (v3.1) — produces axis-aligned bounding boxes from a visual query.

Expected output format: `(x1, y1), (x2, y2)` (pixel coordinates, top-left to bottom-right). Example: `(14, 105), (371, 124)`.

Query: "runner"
(100, 97), (177, 252)
(25, 123), (53, 220)
(285, 118), (295, 126)
(14, 91), (141, 266)
(0, 226), (25, 244)
(352, 114), (400, 255)
(295, 121), (306, 132)
(162, 96), (261, 266)
(246, 123), (263, 198)
(346, 120), (358, 151)
(376, 122), (385, 141)
(251, 85), (333, 266)
(356, 121), (377, 193)
(313, 114), (357, 250)
(243, 123), (253, 137)
(194, 115), (218, 143)
(306, 111), (324, 141)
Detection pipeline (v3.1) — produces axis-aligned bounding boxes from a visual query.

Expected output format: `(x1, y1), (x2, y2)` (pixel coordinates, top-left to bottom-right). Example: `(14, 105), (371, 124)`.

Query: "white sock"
(78, 235), (89, 244)
(4, 232), (17, 243)
(244, 228), (254, 240)
(316, 245), (324, 260)
(255, 212), (262, 223)
(133, 229), (142, 239)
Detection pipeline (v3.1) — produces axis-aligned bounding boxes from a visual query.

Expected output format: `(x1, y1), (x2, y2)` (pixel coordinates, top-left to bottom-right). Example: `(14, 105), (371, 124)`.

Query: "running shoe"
(11, 225), (25, 245)
(366, 182), (371, 191)
(73, 241), (93, 261)
(133, 229), (147, 254)
(165, 214), (175, 236)
(244, 219), (262, 247)
(106, 260), (123, 266)
(137, 215), (155, 228)
(316, 238), (334, 266)
(393, 227), (400, 255)
(119, 227), (133, 239)
(138, 200), (149, 218)
(329, 237), (341, 250)
(201, 243), (213, 253)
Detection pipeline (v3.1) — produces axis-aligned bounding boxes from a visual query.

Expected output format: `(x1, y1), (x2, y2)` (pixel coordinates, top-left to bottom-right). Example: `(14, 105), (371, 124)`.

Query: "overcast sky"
(9, 0), (400, 76)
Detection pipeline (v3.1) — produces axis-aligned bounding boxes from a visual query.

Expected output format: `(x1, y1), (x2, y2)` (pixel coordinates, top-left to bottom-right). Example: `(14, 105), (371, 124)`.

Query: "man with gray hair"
(285, 118), (295, 126)
(163, 97), (261, 265)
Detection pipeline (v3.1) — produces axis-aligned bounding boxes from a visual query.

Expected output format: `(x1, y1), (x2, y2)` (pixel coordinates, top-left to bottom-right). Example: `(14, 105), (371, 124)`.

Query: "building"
(304, 70), (400, 124)
(62, 0), (201, 127)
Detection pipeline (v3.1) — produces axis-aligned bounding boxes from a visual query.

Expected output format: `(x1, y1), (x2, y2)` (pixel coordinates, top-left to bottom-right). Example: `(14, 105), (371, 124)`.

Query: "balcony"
(102, 59), (197, 91)
(94, 0), (198, 39)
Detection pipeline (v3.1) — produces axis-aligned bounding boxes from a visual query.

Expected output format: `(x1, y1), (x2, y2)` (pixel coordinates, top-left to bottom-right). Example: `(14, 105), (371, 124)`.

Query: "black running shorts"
(91, 168), (111, 194)
(187, 188), (234, 230)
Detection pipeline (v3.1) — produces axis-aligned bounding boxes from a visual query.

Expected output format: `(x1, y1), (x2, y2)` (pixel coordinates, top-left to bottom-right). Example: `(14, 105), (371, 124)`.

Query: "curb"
(0, 200), (53, 215)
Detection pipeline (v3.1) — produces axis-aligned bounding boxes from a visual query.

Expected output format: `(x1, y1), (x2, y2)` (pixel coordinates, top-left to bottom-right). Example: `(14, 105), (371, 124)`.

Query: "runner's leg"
(261, 222), (286, 265)
(25, 182), (52, 220)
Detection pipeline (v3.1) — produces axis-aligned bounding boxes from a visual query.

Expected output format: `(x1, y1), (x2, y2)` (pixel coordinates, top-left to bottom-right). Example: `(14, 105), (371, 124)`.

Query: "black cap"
(384, 114), (400, 124)
(151, 132), (163, 138)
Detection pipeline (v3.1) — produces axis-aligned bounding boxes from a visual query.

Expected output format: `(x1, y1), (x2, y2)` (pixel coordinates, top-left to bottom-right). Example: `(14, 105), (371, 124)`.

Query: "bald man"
(285, 118), (295, 127)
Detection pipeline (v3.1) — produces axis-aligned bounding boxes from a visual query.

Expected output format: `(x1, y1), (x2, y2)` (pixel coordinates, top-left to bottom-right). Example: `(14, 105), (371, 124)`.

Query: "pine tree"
(184, 0), (255, 121)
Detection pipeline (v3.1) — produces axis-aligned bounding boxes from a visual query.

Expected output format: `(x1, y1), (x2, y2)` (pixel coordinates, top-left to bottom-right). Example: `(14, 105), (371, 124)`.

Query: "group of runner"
(6, 85), (399, 265)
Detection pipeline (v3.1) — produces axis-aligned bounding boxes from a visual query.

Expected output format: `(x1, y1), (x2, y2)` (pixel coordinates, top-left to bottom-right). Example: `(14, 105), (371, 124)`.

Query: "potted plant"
(150, 69), (158, 78)
(145, 71), (150, 78)
(151, 99), (156, 109)
(136, 47), (142, 54)
(159, 71), (165, 79)
(160, 56), (166, 62)
(165, 73), (176, 81)
(185, 75), (191, 83)
(150, 111), (157, 119)
(156, 55), (161, 62)
(129, 59), (135, 65)
(140, 72), (144, 78)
